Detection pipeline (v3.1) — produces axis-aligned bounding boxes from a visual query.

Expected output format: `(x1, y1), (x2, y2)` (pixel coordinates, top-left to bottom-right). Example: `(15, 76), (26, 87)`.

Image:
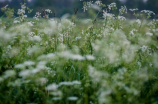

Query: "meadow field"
(0, 1), (158, 104)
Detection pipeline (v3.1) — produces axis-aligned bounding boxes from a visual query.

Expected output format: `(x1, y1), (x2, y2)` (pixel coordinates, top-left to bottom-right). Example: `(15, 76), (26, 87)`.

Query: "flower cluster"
(129, 8), (138, 12)
(33, 12), (41, 20)
(108, 2), (117, 10)
(119, 6), (127, 15)
(0, 1), (158, 104)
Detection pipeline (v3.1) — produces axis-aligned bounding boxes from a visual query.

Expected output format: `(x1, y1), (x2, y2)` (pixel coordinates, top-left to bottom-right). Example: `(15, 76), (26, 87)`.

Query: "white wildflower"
(72, 81), (81, 85)
(46, 83), (58, 91)
(21, 5), (26, 9)
(36, 61), (47, 70)
(31, 68), (41, 74)
(15, 64), (25, 69)
(136, 19), (141, 25)
(71, 54), (85, 60)
(51, 91), (62, 96)
(87, 1), (93, 7)
(28, 32), (35, 37)
(129, 29), (138, 36)
(59, 82), (73, 86)
(108, 2), (116, 10)
(85, 55), (95, 60)
(83, 5), (88, 12)
(31, 35), (41, 42)
(95, 0), (102, 6)
(17, 9), (25, 15)
(99, 90), (111, 104)
(67, 96), (78, 101)
(75, 36), (81, 41)
(33, 12), (41, 20)
(141, 45), (148, 52)
(27, 46), (41, 55)
(141, 10), (155, 15)
(146, 32), (153, 36)
(103, 10), (114, 19)
(46, 53), (56, 58)
(45, 9), (52, 13)
(59, 51), (85, 60)
(19, 70), (31, 77)
(118, 16), (126, 21)
(27, 21), (34, 26)
(14, 20), (20, 24)
(119, 6), (127, 15)
(33, 16), (39, 21)
(129, 8), (138, 12)
(23, 15), (27, 18)
(0, 29), (12, 41)
(35, 12), (41, 17)
(91, 4), (101, 11)
(4, 70), (16, 79)
(23, 61), (35, 66)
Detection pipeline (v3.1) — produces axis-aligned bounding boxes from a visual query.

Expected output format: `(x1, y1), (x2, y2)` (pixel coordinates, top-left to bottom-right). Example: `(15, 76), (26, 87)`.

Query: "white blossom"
(136, 19), (141, 25)
(119, 6), (127, 15)
(14, 20), (20, 24)
(23, 61), (35, 66)
(17, 9), (25, 15)
(118, 16), (126, 21)
(21, 5), (26, 9)
(103, 11), (115, 19)
(83, 5), (88, 12)
(85, 55), (96, 60)
(108, 3), (116, 10)
(46, 83), (58, 91)
(19, 70), (31, 77)
(95, 0), (102, 6)
(141, 10), (155, 15)
(45, 9), (52, 13)
(129, 8), (138, 12)
(28, 21), (34, 26)
(141, 45), (148, 52)
(67, 96), (78, 101)
(146, 32), (153, 36)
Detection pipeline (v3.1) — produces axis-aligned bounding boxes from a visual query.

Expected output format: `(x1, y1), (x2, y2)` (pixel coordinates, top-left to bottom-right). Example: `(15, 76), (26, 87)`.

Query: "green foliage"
(0, 1), (158, 104)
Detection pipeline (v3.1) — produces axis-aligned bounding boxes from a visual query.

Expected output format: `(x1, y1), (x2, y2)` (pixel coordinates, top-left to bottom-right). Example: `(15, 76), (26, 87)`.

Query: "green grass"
(0, 1), (158, 104)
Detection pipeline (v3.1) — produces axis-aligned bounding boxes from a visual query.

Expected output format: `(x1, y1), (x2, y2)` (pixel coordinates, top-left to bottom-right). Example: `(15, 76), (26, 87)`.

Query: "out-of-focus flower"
(17, 9), (25, 15)
(129, 8), (138, 12)
(46, 83), (58, 91)
(108, 2), (116, 10)
(136, 19), (141, 25)
(45, 9), (52, 13)
(146, 32), (153, 36)
(141, 10), (155, 15)
(95, 0), (102, 6)
(21, 5), (26, 9)
(27, 21), (34, 26)
(67, 96), (78, 101)
(119, 6), (127, 15)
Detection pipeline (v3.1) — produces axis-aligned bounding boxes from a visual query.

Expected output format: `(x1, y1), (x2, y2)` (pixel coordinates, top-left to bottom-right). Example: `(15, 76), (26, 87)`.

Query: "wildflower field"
(0, 0), (158, 104)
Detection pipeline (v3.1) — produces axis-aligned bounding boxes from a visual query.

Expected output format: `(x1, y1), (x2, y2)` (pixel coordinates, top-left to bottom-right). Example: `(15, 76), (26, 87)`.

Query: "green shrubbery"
(0, 0), (158, 104)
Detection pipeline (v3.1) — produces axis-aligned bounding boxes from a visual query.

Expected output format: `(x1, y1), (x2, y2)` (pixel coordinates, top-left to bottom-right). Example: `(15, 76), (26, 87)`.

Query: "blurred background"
(0, 0), (158, 18)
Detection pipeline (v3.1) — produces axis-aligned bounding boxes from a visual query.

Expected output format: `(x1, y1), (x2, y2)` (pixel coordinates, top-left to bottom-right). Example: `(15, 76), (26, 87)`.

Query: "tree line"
(0, 0), (158, 18)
